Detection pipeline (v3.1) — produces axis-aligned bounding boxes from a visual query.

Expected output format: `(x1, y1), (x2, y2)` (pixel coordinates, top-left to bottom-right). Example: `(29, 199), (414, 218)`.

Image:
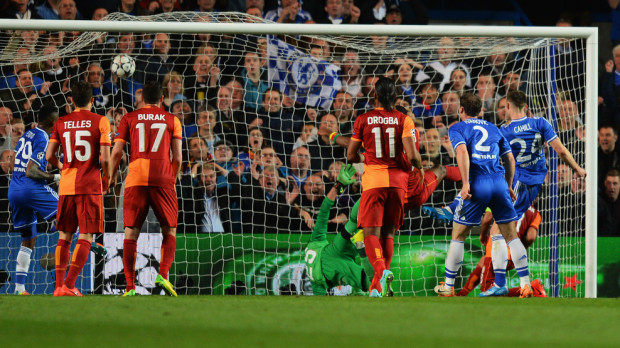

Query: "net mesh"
(0, 12), (587, 296)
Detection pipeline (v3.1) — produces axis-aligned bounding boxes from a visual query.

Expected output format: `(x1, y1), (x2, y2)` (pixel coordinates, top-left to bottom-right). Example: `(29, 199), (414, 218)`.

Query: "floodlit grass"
(1, 296), (618, 347)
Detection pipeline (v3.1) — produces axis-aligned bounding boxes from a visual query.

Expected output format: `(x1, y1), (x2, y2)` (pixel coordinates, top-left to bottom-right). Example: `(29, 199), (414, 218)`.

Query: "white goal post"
(0, 16), (597, 298)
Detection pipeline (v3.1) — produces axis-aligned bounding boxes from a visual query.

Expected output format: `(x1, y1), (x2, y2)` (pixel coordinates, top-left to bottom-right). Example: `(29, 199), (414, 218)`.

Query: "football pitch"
(1, 296), (618, 347)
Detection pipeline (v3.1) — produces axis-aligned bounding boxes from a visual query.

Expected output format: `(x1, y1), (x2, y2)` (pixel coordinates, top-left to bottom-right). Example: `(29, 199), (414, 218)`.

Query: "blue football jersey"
(499, 116), (557, 185)
(10, 128), (50, 189)
(449, 118), (512, 178)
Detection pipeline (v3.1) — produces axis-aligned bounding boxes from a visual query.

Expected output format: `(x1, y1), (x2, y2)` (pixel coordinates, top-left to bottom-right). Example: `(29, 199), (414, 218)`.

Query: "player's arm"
(171, 138), (182, 177)
(45, 140), (62, 171)
(100, 145), (111, 192)
(110, 141), (125, 180)
(346, 138), (363, 163)
(402, 133), (424, 184)
(548, 138), (587, 178)
(455, 144), (471, 200)
(25, 159), (57, 182)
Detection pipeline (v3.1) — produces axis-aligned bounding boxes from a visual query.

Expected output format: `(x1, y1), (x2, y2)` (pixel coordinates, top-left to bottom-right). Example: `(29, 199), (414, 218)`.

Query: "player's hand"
(575, 168), (587, 179)
(417, 167), (424, 185)
(337, 164), (357, 186)
(460, 183), (471, 200)
(301, 210), (314, 229)
(508, 186), (516, 202)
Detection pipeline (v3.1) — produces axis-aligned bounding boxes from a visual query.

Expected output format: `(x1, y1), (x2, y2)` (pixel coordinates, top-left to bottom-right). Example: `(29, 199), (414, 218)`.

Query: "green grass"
(1, 296), (619, 347)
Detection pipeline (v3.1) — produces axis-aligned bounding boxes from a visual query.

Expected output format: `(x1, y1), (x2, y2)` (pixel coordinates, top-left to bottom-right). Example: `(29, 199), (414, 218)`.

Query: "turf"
(1, 296), (618, 347)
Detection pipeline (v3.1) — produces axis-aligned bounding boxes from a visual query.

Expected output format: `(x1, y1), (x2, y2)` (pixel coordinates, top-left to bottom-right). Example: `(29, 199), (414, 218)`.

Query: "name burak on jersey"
(138, 114), (166, 121)
(367, 116), (399, 125)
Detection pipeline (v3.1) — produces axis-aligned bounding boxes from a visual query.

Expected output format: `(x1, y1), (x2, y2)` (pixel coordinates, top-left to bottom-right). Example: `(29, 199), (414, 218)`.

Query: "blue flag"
(267, 35), (341, 110)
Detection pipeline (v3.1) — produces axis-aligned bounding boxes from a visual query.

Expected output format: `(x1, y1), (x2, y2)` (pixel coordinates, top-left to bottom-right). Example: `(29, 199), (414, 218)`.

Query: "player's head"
(71, 80), (93, 108)
(38, 104), (59, 130)
(506, 90), (527, 115)
(375, 76), (396, 110)
(604, 169), (620, 201)
(142, 80), (163, 105)
(458, 93), (482, 119)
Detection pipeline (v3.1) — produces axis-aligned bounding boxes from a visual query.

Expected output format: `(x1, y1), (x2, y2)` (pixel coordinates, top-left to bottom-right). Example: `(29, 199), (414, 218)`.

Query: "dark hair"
(506, 90), (527, 110)
(606, 169), (620, 179)
(459, 93), (482, 117)
(142, 80), (162, 104)
(375, 76), (396, 110)
(16, 68), (30, 77)
(71, 81), (93, 108)
(599, 124), (618, 136)
(38, 104), (59, 127)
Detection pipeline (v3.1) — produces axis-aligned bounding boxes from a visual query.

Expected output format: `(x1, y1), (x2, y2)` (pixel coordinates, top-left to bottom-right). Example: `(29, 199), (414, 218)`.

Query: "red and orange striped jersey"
(351, 108), (415, 191)
(114, 106), (182, 189)
(50, 110), (111, 195)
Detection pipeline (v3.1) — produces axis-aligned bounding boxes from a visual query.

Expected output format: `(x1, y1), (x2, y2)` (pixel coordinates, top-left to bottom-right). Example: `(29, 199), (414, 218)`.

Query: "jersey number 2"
(371, 127), (396, 158)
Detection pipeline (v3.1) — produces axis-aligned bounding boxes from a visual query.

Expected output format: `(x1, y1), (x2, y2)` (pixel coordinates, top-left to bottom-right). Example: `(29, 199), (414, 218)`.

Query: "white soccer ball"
(111, 54), (136, 79)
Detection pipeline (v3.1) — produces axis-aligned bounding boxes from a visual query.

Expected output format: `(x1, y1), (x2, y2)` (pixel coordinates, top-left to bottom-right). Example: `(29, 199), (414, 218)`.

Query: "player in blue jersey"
(477, 90), (586, 297)
(7, 106), (60, 295)
(433, 93), (532, 297)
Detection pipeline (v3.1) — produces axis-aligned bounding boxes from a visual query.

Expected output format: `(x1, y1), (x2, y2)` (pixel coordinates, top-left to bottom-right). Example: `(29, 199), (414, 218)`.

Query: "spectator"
(2, 0), (42, 19)
(246, 0), (265, 13)
(307, 113), (346, 171)
(599, 169), (620, 237)
(356, 75), (380, 112)
(599, 49), (620, 126)
(116, 33), (137, 55)
(10, 118), (24, 149)
(170, 94), (197, 139)
(420, 127), (454, 165)
(240, 164), (296, 234)
(92, 6), (109, 20)
(497, 70), (523, 98)
(0, 47), (45, 91)
(599, 125), (620, 185)
(238, 127), (268, 170)
(194, 107), (221, 154)
(392, 58), (423, 106)
(331, 90), (356, 135)
(317, 0), (359, 24)
(280, 146), (311, 188)
(184, 54), (220, 110)
(189, 163), (230, 233)
(491, 96), (508, 125)
(0, 149), (12, 232)
(187, 136), (212, 165)
(264, 0), (313, 23)
(115, 0), (147, 16)
(225, 78), (246, 113)
(35, 1), (60, 19)
(213, 85), (248, 146)
(146, 0), (179, 14)
(556, 96), (585, 165)
(0, 69), (51, 125)
(195, 0), (217, 13)
(0, 107), (12, 152)
(339, 49), (363, 98)
(142, 33), (177, 83)
(293, 123), (318, 152)
(447, 67), (469, 94)
(213, 139), (242, 188)
(85, 63), (114, 115)
(476, 69), (497, 121)
(58, 0), (80, 20)
(416, 37), (471, 92)
(241, 51), (268, 111)
(250, 146), (284, 181)
(34, 45), (70, 99)
(384, 5), (402, 25)
(437, 89), (460, 128)
(260, 88), (303, 155)
(162, 71), (184, 110)
(412, 82), (442, 120)
(293, 172), (345, 231)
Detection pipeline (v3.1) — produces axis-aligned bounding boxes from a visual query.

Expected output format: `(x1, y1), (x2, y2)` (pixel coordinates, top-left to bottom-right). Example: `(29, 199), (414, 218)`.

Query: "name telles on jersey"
(64, 120), (91, 129)
(138, 114), (166, 121)
(367, 116), (399, 125)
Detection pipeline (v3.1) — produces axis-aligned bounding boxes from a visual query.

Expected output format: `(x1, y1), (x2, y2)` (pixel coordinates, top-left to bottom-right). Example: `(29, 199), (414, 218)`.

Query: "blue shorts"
(512, 180), (541, 217)
(453, 175), (518, 226)
(8, 185), (58, 240)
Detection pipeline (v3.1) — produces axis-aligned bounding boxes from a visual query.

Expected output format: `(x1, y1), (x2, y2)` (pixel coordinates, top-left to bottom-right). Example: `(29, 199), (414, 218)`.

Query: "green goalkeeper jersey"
(304, 196), (335, 295)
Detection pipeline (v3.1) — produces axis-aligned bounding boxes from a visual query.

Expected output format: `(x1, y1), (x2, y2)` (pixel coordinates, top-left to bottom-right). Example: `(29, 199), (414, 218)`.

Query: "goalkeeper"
(304, 164), (377, 296)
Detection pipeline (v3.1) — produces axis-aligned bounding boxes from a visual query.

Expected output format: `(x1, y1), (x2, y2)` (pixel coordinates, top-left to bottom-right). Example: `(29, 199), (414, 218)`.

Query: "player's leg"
(149, 186), (179, 296)
(497, 222), (532, 297)
(457, 255), (485, 296)
(435, 223), (471, 296)
(122, 186), (149, 294)
(63, 232), (93, 296)
(358, 189), (387, 296)
(53, 195), (78, 295)
(479, 222), (509, 297)
(15, 231), (36, 295)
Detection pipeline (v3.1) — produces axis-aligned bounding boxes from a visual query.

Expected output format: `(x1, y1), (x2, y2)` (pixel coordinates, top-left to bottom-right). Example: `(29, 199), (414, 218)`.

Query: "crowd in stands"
(0, 0), (608, 236)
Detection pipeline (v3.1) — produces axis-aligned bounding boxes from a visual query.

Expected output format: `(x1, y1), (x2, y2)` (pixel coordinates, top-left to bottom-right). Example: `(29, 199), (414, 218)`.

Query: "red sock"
(159, 234), (176, 279)
(445, 166), (461, 181)
(457, 263), (483, 296)
(123, 239), (137, 291)
(364, 235), (385, 289)
(380, 237), (394, 269)
(65, 239), (91, 289)
(55, 239), (70, 289)
(507, 287), (521, 297)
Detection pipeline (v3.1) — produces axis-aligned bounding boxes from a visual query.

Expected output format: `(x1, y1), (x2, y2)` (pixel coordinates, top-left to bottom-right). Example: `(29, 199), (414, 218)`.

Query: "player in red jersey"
(347, 76), (423, 297)
(46, 81), (112, 296)
(457, 205), (547, 297)
(111, 80), (183, 297)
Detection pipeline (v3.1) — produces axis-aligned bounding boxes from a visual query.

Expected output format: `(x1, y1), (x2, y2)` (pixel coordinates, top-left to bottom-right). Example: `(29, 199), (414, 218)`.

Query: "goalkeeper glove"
(337, 164), (357, 186)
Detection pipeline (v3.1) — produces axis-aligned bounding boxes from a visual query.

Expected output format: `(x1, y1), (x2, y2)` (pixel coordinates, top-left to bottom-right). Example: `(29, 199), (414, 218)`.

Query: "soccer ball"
(111, 54), (135, 79)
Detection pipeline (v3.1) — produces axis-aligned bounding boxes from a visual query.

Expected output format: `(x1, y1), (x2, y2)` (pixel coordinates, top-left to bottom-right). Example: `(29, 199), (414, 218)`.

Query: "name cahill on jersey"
(367, 116), (399, 125)
(513, 123), (533, 133)
(138, 114), (166, 121)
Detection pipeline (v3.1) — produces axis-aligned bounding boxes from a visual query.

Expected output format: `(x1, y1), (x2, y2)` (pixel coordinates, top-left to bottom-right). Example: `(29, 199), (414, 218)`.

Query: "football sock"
(15, 246), (32, 293)
(491, 235), (508, 288)
(159, 234), (176, 279)
(364, 235), (385, 288)
(444, 166), (461, 181)
(507, 238), (530, 286)
(55, 239), (70, 289)
(457, 261), (482, 296)
(380, 236), (394, 269)
(444, 240), (464, 288)
(123, 239), (137, 291)
(65, 239), (91, 289)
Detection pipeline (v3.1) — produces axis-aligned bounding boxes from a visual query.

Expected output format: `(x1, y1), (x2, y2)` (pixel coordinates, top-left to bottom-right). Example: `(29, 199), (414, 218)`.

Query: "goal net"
(0, 12), (596, 297)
